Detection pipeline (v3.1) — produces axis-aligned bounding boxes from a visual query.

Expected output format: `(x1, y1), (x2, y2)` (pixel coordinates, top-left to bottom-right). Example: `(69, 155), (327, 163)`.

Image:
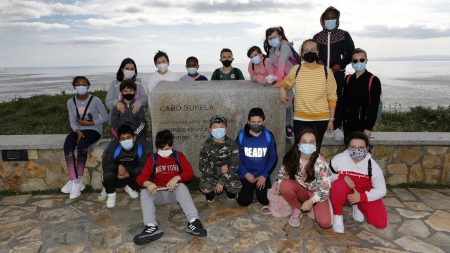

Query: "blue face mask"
(298, 144), (317, 155)
(324, 19), (337, 30)
(187, 68), (197, 75)
(75, 86), (87, 95)
(251, 55), (261, 65)
(268, 37), (280, 48)
(120, 139), (134, 150)
(211, 128), (226, 140)
(352, 62), (366, 72)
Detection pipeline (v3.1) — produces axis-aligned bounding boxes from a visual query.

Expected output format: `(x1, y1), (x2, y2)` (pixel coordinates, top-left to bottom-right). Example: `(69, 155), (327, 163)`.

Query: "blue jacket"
(313, 6), (355, 71)
(236, 124), (277, 179)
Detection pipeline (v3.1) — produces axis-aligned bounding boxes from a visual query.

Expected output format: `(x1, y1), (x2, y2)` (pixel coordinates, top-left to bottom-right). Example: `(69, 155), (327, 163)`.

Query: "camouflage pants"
(199, 173), (242, 194)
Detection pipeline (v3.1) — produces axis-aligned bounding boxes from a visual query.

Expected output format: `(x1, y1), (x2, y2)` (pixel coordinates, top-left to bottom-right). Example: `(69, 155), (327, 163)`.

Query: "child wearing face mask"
(134, 129), (207, 245)
(101, 125), (147, 208)
(211, 48), (245, 80)
(198, 115), (242, 202)
(247, 46), (271, 85)
(105, 58), (147, 114)
(181, 56), (208, 81)
(61, 76), (109, 199)
(147, 51), (179, 105)
(330, 131), (387, 233)
(235, 108), (277, 206)
(264, 26), (299, 139)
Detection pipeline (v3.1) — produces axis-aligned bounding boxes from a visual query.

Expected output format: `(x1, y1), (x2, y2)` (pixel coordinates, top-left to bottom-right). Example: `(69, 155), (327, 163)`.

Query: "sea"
(0, 62), (449, 110)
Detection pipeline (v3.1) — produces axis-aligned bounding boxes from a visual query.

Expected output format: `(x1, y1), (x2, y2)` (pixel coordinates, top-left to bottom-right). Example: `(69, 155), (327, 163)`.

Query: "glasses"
(352, 58), (366, 64)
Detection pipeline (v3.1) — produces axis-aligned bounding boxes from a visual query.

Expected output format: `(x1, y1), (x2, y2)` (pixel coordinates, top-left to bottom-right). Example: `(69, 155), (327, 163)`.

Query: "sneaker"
(125, 185), (139, 199)
(286, 125), (294, 139)
(289, 208), (302, 227)
(98, 187), (107, 201)
(352, 205), (365, 222)
(332, 215), (344, 233)
(61, 180), (72, 194)
(206, 192), (215, 202)
(78, 177), (85, 191)
(69, 181), (81, 199)
(307, 208), (315, 219)
(333, 128), (344, 141)
(133, 225), (164, 245)
(225, 191), (236, 200)
(106, 192), (116, 208)
(186, 219), (207, 237)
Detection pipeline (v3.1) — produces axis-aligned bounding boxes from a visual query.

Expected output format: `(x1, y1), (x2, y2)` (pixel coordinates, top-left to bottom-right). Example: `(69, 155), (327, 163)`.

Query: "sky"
(1, 0), (450, 67)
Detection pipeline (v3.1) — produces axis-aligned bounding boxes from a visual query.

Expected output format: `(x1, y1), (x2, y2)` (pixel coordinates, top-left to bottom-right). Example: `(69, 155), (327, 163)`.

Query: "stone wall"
(0, 133), (449, 191)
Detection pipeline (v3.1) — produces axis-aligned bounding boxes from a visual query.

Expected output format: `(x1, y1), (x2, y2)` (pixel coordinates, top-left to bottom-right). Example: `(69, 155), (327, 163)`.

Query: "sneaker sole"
(185, 228), (207, 237)
(133, 231), (164, 245)
(332, 226), (344, 233)
(98, 196), (107, 201)
(289, 221), (300, 227)
(61, 189), (70, 194)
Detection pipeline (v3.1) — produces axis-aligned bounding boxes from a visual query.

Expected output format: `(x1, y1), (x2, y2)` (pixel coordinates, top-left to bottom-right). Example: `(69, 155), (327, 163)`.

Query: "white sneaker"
(78, 177), (85, 191)
(332, 215), (344, 233)
(69, 182), (82, 199)
(333, 129), (344, 141)
(125, 185), (139, 199)
(107, 192), (116, 208)
(98, 187), (107, 201)
(61, 180), (72, 194)
(352, 205), (365, 222)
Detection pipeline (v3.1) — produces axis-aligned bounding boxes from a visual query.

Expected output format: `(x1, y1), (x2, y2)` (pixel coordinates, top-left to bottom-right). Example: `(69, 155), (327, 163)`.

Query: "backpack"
(261, 182), (292, 217)
(113, 143), (143, 160)
(346, 74), (383, 124)
(214, 68), (240, 80)
(251, 56), (267, 71)
(278, 43), (301, 66)
(329, 159), (373, 178)
(237, 129), (272, 165)
(150, 150), (182, 181)
(73, 95), (94, 120)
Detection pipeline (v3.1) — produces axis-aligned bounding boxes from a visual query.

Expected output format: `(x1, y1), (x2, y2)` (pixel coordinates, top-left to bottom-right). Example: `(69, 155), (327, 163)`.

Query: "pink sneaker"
(307, 208), (315, 219)
(289, 209), (302, 227)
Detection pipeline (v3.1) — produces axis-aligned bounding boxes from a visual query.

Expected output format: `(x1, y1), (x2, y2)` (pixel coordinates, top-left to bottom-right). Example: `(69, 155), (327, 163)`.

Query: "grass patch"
(0, 185), (100, 196)
(387, 182), (450, 189)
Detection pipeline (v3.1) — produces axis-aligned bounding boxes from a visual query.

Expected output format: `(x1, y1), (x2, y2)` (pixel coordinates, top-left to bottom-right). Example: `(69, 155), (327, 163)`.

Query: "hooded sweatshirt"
(313, 6), (355, 71)
(330, 150), (386, 202)
(268, 40), (296, 83)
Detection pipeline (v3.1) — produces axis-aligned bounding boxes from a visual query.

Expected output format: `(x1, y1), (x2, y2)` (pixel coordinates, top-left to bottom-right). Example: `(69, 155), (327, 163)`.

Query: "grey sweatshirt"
(105, 78), (147, 110)
(67, 95), (109, 135)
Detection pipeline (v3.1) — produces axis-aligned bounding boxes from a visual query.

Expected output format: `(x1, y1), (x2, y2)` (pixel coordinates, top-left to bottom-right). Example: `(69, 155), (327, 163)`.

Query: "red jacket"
(137, 151), (194, 187)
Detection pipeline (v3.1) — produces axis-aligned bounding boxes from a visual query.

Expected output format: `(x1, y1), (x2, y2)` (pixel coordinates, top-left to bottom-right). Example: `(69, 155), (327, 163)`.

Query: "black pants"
(236, 177), (271, 206)
(102, 168), (140, 194)
(293, 120), (328, 150)
(343, 121), (366, 146)
(334, 71), (345, 129)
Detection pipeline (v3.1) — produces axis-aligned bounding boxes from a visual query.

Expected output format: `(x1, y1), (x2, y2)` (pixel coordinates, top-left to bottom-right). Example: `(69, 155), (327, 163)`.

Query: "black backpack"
(214, 68), (240, 80)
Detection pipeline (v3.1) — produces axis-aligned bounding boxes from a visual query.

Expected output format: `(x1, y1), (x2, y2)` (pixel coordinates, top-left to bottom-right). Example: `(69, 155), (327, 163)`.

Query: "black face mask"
(249, 124), (263, 133)
(303, 52), (317, 63)
(123, 94), (135, 101)
(222, 60), (232, 67)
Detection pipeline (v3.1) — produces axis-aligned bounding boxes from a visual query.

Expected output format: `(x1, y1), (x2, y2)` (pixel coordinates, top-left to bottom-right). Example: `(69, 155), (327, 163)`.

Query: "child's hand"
(271, 82), (282, 88)
(214, 183), (224, 194)
(301, 199), (314, 211)
(147, 182), (157, 195)
(245, 173), (256, 183)
(278, 87), (288, 104)
(131, 105), (139, 114)
(347, 190), (361, 204)
(77, 119), (93, 126)
(166, 176), (180, 191)
(117, 165), (129, 179)
(75, 130), (84, 143)
(250, 75), (257, 82)
(344, 175), (355, 189)
(255, 176), (266, 190)
(221, 165), (228, 174)
(116, 101), (125, 113)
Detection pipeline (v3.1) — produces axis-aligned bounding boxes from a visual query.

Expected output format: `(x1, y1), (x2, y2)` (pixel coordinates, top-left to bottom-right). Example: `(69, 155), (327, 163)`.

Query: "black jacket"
(342, 70), (381, 131)
(102, 143), (148, 178)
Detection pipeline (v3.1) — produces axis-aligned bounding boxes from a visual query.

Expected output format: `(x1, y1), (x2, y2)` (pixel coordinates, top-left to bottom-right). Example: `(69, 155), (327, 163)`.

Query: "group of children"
(60, 5), (386, 247)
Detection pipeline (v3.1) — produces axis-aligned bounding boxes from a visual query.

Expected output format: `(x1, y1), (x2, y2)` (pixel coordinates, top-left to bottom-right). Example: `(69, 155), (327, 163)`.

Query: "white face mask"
(123, 70), (135, 79)
(158, 149), (173, 158)
(156, 63), (168, 72)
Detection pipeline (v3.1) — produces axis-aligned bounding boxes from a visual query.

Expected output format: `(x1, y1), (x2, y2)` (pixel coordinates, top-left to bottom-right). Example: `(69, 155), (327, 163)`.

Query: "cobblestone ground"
(1, 188), (450, 253)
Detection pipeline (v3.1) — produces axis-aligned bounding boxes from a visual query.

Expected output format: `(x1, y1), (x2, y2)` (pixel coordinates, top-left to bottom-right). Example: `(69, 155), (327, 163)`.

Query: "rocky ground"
(1, 187), (450, 253)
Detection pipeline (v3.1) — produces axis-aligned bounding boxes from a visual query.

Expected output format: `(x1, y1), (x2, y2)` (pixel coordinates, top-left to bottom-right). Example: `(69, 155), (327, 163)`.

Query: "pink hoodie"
(247, 57), (271, 84)
(268, 39), (295, 83)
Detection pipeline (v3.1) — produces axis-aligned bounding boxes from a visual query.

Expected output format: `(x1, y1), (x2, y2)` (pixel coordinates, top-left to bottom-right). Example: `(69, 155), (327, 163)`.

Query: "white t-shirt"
(147, 70), (179, 105)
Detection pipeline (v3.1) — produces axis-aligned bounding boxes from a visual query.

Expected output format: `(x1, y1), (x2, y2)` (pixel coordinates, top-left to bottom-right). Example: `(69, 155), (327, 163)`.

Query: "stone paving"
(1, 188), (450, 253)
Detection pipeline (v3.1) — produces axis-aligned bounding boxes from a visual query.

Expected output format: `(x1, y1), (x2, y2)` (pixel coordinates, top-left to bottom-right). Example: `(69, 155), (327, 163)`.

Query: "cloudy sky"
(1, 0), (450, 67)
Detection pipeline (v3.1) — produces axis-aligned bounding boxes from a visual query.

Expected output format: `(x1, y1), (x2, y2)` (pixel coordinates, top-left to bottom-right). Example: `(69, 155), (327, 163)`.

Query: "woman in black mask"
(274, 39), (338, 149)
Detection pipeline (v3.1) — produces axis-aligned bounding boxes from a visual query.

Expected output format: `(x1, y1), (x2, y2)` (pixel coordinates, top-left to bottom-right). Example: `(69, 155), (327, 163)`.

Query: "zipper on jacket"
(358, 107), (361, 121)
(327, 32), (331, 67)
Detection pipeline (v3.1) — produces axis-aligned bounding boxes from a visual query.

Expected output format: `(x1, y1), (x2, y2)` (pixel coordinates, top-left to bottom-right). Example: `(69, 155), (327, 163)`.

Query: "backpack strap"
(73, 95), (94, 120)
(234, 68), (240, 80)
(137, 143), (142, 159)
(368, 159), (373, 179)
(323, 65), (328, 80)
(113, 145), (122, 160)
(294, 64), (301, 79)
(150, 152), (158, 182)
(368, 75), (375, 105)
(252, 63), (255, 71)
(346, 74), (353, 85)
(328, 161), (337, 174)
(214, 68), (220, 80)
(172, 150), (182, 174)
(264, 129), (271, 146)
(238, 129), (245, 146)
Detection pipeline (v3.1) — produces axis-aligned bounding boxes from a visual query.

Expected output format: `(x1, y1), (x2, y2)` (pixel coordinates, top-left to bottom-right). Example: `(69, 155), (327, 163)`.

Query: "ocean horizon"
(1, 61), (449, 110)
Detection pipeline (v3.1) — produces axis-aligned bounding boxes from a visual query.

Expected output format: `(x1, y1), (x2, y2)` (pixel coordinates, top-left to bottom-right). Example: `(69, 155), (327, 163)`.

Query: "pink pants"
(330, 179), (388, 229)
(280, 179), (332, 228)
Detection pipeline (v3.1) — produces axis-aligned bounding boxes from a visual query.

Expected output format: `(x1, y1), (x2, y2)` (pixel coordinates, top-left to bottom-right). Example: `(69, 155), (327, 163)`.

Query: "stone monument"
(150, 80), (286, 180)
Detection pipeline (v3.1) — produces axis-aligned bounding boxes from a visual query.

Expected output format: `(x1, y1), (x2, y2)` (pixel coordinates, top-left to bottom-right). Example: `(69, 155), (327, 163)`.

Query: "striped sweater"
(281, 63), (337, 120)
